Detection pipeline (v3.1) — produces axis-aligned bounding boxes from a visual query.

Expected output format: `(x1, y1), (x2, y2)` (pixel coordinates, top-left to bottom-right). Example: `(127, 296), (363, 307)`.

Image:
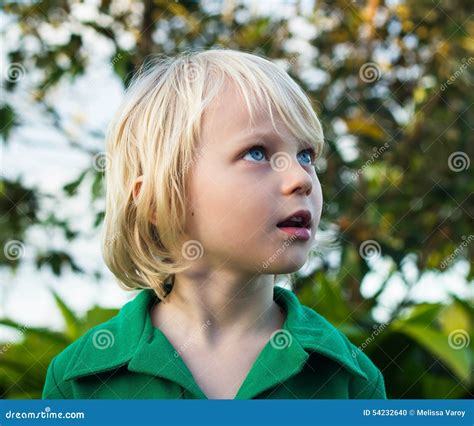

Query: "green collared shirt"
(42, 286), (387, 399)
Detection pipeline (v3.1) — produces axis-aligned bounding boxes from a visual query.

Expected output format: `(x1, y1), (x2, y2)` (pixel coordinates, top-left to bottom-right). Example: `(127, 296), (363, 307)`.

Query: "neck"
(154, 271), (285, 345)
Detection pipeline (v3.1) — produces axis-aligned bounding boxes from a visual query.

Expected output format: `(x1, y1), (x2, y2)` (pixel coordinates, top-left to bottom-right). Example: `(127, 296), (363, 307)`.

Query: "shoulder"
(298, 304), (387, 399)
(42, 314), (120, 399)
(42, 289), (151, 399)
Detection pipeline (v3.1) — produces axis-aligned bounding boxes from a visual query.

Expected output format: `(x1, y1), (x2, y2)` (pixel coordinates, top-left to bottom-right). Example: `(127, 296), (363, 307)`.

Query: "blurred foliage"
(0, 0), (472, 399)
(0, 291), (118, 399)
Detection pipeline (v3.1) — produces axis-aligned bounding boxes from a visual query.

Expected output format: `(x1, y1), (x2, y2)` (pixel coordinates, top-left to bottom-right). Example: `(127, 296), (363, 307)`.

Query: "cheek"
(186, 168), (241, 232)
(196, 178), (274, 240)
(312, 180), (323, 224)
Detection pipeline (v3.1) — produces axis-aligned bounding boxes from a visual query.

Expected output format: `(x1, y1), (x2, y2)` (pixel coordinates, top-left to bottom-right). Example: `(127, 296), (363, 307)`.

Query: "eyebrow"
(237, 130), (308, 149)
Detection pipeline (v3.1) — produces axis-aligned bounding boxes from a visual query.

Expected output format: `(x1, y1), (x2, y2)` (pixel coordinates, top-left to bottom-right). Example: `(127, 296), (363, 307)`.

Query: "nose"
(279, 157), (314, 196)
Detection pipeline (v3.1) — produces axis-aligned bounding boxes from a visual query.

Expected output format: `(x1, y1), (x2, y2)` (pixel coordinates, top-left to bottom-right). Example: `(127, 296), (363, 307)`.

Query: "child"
(43, 48), (386, 400)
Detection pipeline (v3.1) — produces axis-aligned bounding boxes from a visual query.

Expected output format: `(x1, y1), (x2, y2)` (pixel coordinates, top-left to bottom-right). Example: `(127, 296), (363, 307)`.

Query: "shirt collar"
(63, 285), (368, 394)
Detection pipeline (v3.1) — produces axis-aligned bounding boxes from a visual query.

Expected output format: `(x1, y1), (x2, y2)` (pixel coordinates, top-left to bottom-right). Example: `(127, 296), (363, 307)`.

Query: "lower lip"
(277, 227), (311, 241)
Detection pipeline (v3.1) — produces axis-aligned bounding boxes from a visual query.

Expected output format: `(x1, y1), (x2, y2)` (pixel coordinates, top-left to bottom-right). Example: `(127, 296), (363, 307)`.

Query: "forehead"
(200, 80), (296, 149)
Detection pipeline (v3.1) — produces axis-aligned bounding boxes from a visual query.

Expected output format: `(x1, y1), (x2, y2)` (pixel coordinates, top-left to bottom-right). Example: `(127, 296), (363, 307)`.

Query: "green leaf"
(94, 210), (105, 228)
(0, 319), (71, 345)
(50, 290), (83, 340)
(392, 322), (472, 383)
(83, 306), (119, 330)
(400, 303), (444, 326)
(91, 171), (104, 200)
(63, 170), (88, 196)
(439, 301), (473, 335)
(0, 104), (17, 142)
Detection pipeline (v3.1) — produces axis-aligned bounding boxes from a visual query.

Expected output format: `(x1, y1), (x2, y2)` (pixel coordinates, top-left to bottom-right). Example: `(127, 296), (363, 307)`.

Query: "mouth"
(276, 209), (312, 241)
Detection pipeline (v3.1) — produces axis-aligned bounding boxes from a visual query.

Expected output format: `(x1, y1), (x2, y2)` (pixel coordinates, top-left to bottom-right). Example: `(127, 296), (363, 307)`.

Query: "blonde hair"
(101, 48), (325, 301)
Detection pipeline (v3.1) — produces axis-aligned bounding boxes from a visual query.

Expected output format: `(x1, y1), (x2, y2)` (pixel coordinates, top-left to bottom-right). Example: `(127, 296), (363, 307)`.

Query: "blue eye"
(242, 145), (316, 166)
(243, 145), (267, 162)
(298, 149), (316, 165)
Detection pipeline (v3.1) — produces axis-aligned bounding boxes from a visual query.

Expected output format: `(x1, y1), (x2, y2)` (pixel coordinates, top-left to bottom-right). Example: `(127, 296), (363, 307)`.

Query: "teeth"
(290, 217), (303, 223)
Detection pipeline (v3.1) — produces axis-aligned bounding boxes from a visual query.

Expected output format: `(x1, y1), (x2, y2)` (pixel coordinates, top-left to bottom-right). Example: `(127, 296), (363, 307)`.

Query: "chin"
(261, 258), (308, 274)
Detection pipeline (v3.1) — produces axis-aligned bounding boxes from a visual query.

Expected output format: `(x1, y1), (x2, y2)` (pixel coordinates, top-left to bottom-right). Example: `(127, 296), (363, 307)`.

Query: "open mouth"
(276, 210), (312, 240)
(276, 219), (310, 229)
(276, 210), (312, 229)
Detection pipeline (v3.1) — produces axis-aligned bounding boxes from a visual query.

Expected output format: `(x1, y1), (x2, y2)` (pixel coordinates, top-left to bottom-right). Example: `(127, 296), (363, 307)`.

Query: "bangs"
(196, 49), (325, 159)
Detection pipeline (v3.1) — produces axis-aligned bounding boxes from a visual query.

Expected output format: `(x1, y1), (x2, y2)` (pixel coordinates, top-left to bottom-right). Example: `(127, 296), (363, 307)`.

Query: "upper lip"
(276, 209), (312, 229)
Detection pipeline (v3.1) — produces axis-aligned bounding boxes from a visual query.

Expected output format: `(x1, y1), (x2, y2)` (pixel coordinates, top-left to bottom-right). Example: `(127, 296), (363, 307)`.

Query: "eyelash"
(242, 144), (317, 166)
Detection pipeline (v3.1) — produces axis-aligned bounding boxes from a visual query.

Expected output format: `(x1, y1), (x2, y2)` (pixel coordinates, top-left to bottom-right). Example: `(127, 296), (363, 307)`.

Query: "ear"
(132, 176), (157, 225)
(132, 176), (144, 204)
